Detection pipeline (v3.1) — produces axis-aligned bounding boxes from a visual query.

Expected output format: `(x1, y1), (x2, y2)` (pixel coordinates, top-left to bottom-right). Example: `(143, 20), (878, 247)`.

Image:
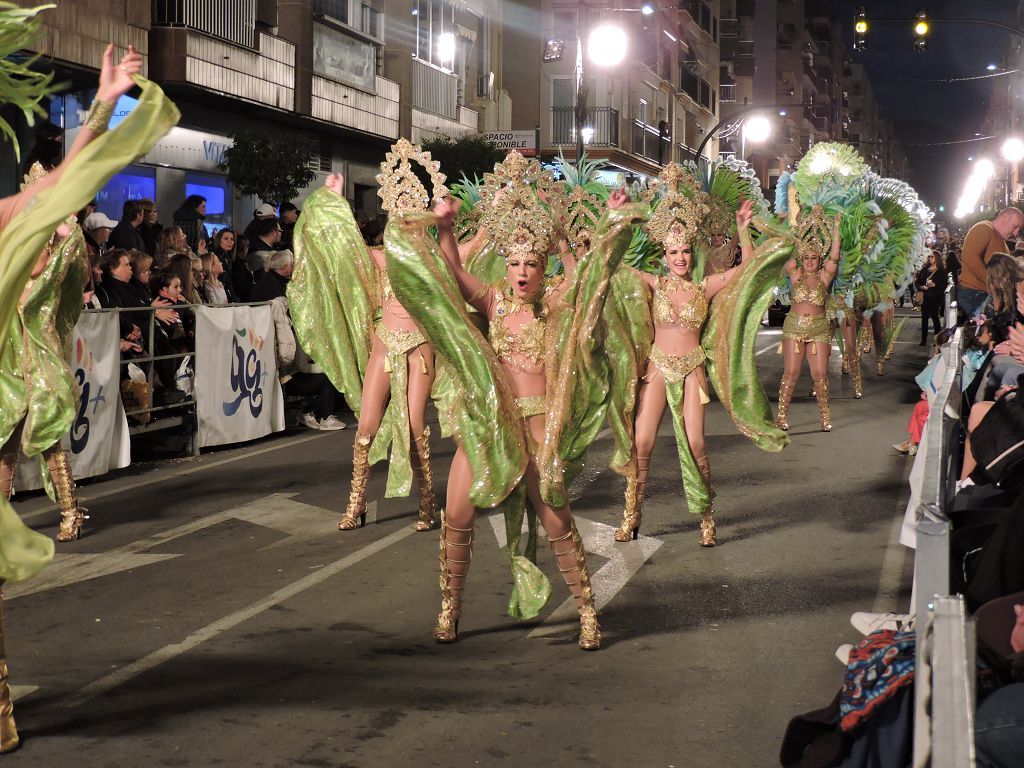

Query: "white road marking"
(6, 494), (366, 600)
(15, 431), (333, 525)
(63, 520), (414, 709)
(10, 685), (38, 702)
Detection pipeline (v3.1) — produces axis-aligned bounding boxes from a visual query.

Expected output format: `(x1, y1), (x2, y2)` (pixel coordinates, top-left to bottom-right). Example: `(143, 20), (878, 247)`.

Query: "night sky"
(834, 1), (1018, 212)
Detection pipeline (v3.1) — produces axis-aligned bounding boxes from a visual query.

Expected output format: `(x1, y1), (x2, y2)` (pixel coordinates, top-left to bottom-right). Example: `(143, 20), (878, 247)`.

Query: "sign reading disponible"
(195, 305), (285, 448)
(14, 311), (131, 491)
(479, 131), (537, 157)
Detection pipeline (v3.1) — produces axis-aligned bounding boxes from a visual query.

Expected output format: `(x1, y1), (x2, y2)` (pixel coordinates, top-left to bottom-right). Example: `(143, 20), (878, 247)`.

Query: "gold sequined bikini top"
(653, 275), (708, 331)
(489, 289), (546, 363)
(791, 275), (828, 305)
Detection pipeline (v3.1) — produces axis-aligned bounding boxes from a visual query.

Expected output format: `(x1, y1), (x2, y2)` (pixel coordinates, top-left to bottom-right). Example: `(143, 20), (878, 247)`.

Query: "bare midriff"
(373, 248), (421, 335)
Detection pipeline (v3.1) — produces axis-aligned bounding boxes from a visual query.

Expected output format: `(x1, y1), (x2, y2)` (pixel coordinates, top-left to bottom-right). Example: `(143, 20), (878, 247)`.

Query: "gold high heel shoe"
(614, 455), (649, 542)
(775, 380), (794, 431)
(433, 515), (473, 643)
(0, 452), (15, 502)
(549, 521), (600, 650)
(0, 587), (19, 754)
(695, 454), (717, 547)
(338, 433), (373, 530)
(47, 449), (88, 542)
(813, 377), (832, 432)
(876, 359), (885, 377)
(411, 427), (438, 532)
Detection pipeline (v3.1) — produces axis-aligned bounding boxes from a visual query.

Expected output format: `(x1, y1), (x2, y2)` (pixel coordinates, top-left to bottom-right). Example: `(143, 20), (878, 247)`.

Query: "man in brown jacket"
(959, 207), (1024, 316)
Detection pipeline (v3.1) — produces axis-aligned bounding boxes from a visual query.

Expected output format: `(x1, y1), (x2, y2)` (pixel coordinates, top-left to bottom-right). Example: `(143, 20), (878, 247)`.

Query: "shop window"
(95, 164), (156, 221)
(185, 172), (232, 238)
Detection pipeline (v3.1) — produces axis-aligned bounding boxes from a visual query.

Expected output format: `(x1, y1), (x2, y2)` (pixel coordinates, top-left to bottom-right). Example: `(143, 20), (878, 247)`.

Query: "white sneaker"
(835, 643), (853, 665)
(318, 415), (347, 431)
(299, 412), (321, 430)
(850, 611), (912, 636)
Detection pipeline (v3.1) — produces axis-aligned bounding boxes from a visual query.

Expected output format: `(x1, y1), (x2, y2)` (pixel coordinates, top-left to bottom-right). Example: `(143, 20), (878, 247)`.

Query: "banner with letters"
(195, 305), (284, 448)
(14, 311), (131, 492)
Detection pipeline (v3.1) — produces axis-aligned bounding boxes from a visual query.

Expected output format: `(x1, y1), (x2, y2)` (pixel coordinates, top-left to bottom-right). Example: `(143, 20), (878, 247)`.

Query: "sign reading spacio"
(479, 131), (537, 157)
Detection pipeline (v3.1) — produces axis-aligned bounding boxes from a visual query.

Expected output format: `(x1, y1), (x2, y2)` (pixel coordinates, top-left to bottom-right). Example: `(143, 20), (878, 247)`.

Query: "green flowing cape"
(0, 76), (179, 582)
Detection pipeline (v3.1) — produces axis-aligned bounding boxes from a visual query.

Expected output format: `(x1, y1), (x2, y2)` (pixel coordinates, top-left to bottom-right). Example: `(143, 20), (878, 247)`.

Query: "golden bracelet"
(84, 98), (115, 134)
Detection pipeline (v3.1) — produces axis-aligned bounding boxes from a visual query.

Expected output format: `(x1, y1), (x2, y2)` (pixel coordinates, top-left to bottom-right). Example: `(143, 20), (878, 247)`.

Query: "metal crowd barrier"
(85, 300), (273, 458)
(911, 326), (976, 768)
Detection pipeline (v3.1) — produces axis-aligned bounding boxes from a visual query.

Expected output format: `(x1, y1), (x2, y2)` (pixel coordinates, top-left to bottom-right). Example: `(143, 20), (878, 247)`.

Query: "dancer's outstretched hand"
(97, 44), (142, 104)
(324, 172), (345, 196)
(607, 186), (628, 209)
(736, 198), (753, 230)
(433, 197), (460, 225)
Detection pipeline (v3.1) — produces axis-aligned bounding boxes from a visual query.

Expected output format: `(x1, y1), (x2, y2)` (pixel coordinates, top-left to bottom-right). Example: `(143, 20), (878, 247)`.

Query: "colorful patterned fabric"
(839, 629), (916, 732)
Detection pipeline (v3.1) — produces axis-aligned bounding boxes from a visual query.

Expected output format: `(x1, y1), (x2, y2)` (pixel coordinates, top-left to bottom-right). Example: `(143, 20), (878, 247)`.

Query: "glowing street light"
(581, 126), (595, 145)
(437, 32), (456, 65)
(588, 23), (628, 67)
(1002, 137), (1024, 163)
(641, 3), (654, 14)
(975, 157), (996, 179)
(743, 115), (772, 143)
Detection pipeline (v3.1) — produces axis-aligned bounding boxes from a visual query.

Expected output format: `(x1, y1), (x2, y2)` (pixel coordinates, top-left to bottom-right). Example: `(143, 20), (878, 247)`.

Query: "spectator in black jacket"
(279, 201), (299, 250)
(251, 249), (293, 302)
(138, 198), (162, 256)
(108, 199), (147, 252)
(234, 219), (281, 301)
(915, 249), (948, 346)
(172, 194), (207, 253)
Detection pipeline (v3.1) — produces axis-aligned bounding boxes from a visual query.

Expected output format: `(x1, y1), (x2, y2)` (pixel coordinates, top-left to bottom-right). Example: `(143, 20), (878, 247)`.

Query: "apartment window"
(414, 0), (456, 68)
(553, 78), (575, 109)
(552, 6), (578, 39)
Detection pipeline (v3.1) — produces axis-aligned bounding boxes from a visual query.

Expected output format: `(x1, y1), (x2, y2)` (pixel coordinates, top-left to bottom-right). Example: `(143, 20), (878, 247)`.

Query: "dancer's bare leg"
(406, 343), (438, 531)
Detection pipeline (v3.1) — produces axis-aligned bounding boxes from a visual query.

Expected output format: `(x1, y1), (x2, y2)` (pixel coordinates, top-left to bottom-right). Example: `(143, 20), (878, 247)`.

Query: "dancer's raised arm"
(434, 197), (492, 315)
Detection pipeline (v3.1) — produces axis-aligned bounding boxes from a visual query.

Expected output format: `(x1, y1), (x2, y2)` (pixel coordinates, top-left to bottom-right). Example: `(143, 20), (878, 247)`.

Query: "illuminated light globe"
(1002, 138), (1024, 163)
(915, 21), (929, 36)
(975, 158), (996, 179)
(588, 24), (628, 67)
(742, 115), (771, 143)
(437, 32), (456, 64)
(581, 126), (595, 145)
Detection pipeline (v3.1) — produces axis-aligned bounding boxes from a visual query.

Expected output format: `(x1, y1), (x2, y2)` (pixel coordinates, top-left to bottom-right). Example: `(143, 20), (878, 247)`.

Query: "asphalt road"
(3, 312), (927, 768)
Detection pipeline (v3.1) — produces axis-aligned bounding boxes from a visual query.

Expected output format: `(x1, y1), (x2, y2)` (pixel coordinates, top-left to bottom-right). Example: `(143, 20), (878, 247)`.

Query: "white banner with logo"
(195, 305), (284, 448)
(14, 311), (131, 491)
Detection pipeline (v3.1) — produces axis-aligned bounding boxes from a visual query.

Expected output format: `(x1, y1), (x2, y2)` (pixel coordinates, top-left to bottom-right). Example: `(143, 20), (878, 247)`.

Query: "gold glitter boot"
(852, 349), (863, 399)
(46, 448), (87, 542)
(775, 379), (795, 431)
(0, 587), (19, 754)
(338, 433), (373, 530)
(0, 452), (15, 501)
(614, 455), (649, 542)
(814, 378), (832, 432)
(696, 454), (717, 547)
(411, 427), (438, 532)
(433, 514), (473, 643)
(549, 521), (601, 651)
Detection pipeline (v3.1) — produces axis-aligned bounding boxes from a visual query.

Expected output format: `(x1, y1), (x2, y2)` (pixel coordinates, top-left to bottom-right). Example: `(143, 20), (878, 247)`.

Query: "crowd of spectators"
(76, 196), (347, 430)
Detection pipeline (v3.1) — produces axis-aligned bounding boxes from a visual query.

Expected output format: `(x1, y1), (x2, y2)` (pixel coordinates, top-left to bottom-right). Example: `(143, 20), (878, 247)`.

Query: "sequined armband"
(84, 99), (116, 134)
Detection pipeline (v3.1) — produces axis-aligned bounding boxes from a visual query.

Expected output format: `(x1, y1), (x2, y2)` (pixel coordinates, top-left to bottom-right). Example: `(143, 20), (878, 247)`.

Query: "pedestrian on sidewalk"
(915, 249), (947, 346)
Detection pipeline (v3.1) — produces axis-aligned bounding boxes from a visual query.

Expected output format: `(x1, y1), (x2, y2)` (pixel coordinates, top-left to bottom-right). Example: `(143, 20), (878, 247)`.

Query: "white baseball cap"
(254, 203), (276, 218)
(84, 212), (117, 230)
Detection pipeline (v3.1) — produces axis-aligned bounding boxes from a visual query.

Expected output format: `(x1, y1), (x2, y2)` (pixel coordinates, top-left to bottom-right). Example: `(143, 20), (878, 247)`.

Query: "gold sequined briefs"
(376, 324), (427, 355)
(648, 345), (707, 384)
(516, 395), (547, 418)
(782, 312), (831, 344)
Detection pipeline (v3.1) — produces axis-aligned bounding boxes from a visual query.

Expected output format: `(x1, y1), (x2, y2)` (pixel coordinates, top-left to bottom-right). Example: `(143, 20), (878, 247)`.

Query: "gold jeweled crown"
(793, 204), (834, 263)
(375, 138), (449, 214)
(480, 151), (558, 261)
(643, 163), (708, 249)
(20, 160), (48, 191)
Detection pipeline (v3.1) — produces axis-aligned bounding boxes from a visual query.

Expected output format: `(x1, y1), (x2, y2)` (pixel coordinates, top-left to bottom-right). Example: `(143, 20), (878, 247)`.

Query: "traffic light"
(914, 11), (929, 51)
(853, 7), (868, 52)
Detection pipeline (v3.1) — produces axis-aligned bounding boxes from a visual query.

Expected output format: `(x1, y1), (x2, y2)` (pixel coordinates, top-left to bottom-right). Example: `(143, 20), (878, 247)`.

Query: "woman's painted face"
(506, 255), (545, 299)
(665, 244), (693, 277)
(220, 232), (235, 251)
(112, 255), (132, 282)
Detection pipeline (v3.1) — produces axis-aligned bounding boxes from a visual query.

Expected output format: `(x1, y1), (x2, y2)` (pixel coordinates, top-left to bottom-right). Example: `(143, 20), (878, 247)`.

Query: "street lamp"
(588, 23), (628, 66)
(1001, 137), (1024, 162)
(975, 157), (995, 179)
(743, 116), (772, 143)
(437, 32), (456, 66)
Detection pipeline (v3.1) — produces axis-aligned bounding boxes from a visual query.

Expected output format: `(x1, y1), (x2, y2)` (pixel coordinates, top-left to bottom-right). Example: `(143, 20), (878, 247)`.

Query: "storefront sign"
(195, 305), (284, 448)
(479, 131), (537, 157)
(138, 127), (234, 174)
(14, 312), (131, 491)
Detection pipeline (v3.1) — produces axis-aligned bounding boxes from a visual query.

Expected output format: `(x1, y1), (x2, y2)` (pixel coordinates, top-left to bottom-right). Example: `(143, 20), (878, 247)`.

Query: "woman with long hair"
(984, 251), (1024, 323)
(201, 251), (229, 304)
(154, 225), (188, 269)
(915, 248), (947, 346)
(210, 227), (238, 301)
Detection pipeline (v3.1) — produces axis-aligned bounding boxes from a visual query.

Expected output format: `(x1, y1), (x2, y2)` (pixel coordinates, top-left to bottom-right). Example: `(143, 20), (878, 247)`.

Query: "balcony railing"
(154, 0), (256, 49)
(720, 83), (736, 103)
(632, 120), (671, 165)
(413, 57), (458, 120)
(551, 106), (620, 147)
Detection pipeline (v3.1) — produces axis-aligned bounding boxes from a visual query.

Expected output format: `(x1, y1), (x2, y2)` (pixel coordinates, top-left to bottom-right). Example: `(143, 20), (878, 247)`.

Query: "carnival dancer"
(774, 206), (842, 432)
(613, 164), (766, 546)
(384, 147), (645, 649)
(0, 22), (180, 751)
(290, 140), (484, 533)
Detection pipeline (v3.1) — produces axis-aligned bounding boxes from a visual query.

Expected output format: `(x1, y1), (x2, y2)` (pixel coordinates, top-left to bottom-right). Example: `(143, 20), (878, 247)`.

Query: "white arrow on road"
(487, 512), (662, 637)
(10, 685), (38, 702)
(5, 494), (365, 600)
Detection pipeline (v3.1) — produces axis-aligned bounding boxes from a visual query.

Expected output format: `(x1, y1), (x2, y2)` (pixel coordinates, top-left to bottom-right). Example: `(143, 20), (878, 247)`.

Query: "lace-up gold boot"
(614, 455), (650, 542)
(0, 453), (15, 501)
(338, 433), (373, 530)
(841, 356), (850, 375)
(549, 521), (601, 650)
(814, 378), (832, 432)
(411, 427), (438, 532)
(852, 350), (863, 399)
(433, 515), (473, 643)
(0, 588), (19, 754)
(775, 380), (795, 431)
(46, 449), (88, 542)
(696, 454), (717, 547)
